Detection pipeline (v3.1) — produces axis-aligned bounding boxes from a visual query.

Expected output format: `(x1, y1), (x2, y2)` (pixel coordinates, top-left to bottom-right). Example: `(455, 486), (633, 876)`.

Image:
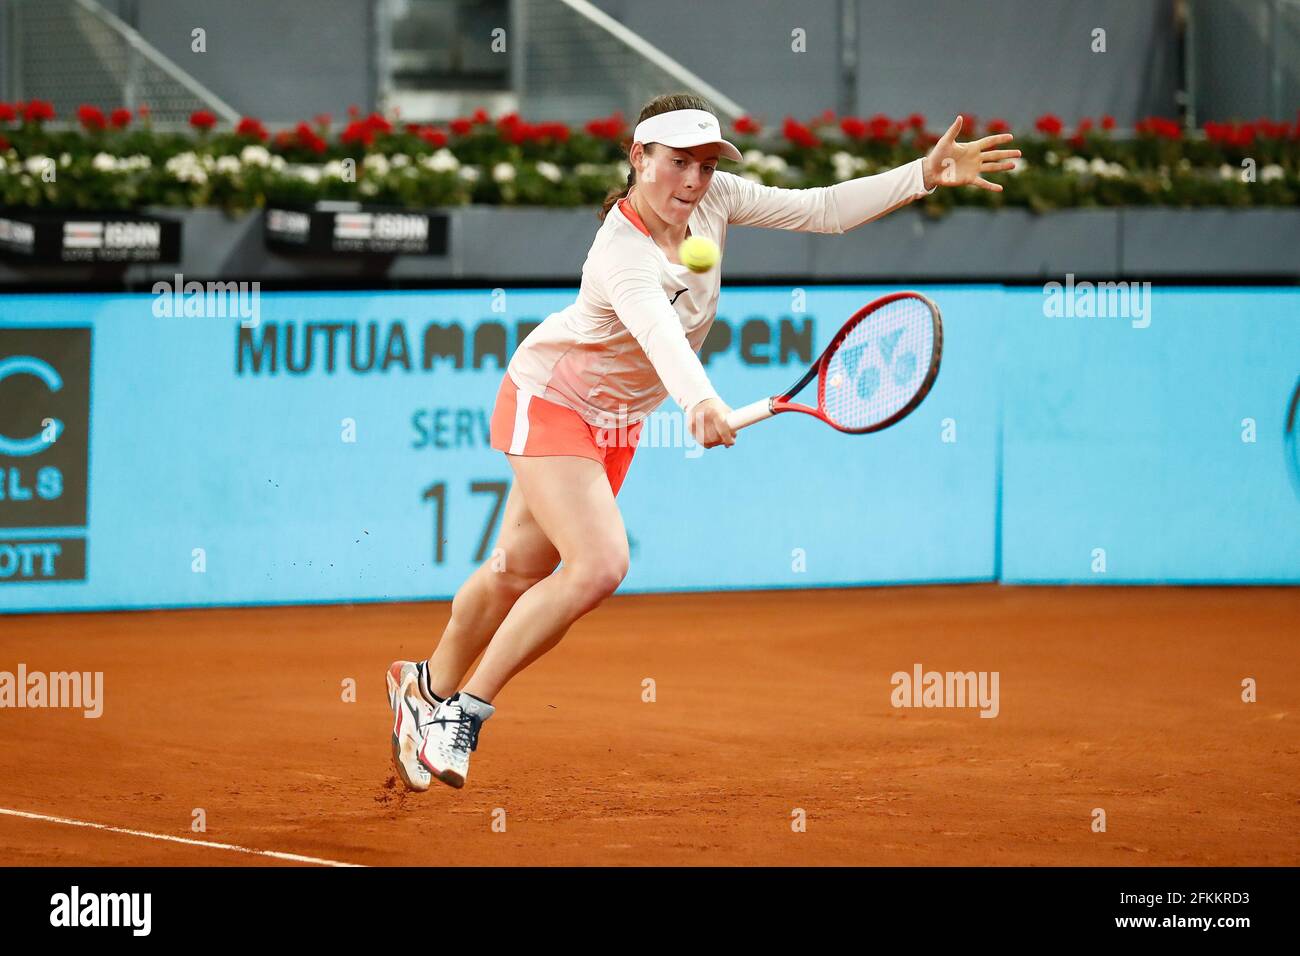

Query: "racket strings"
(820, 296), (935, 432)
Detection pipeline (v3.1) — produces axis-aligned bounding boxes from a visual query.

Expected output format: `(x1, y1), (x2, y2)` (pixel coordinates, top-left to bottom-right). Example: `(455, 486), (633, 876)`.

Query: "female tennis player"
(387, 93), (1019, 790)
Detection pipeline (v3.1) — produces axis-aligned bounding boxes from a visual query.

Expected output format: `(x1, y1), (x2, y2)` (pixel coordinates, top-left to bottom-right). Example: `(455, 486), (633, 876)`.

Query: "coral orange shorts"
(489, 374), (643, 496)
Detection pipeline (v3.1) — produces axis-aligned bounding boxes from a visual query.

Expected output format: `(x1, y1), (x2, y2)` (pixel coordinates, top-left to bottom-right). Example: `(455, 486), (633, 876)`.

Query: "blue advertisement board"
(0, 286), (1000, 611)
(999, 286), (1300, 583)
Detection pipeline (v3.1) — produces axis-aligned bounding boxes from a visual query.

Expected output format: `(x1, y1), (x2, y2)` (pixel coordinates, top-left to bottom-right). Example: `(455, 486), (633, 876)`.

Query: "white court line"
(0, 807), (364, 868)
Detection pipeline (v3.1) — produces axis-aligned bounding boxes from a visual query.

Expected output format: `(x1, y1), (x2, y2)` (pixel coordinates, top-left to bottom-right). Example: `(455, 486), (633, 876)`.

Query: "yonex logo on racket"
(828, 326), (919, 402)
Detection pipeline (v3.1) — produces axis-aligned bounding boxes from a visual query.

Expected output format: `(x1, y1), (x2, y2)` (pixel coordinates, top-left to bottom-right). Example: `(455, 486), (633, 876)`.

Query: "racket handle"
(725, 398), (775, 431)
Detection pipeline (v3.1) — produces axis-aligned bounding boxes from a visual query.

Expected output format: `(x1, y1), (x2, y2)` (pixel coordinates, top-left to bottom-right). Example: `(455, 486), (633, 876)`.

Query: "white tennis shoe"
(418, 692), (495, 789)
(386, 660), (435, 792)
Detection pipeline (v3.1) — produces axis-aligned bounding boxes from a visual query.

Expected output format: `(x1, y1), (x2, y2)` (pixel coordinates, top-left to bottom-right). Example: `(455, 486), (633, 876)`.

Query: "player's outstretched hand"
(689, 397), (737, 449)
(923, 115), (1020, 192)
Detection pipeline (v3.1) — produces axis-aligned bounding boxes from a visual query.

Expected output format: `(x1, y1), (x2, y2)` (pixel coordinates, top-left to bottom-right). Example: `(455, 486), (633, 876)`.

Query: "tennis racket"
(725, 291), (943, 433)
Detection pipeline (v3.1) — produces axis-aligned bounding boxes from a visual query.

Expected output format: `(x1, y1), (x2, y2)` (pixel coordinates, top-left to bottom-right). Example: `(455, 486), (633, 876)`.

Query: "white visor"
(632, 109), (742, 162)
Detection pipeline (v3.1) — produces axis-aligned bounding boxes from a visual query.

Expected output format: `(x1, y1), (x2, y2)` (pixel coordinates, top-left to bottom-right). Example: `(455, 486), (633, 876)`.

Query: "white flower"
(492, 162), (516, 183)
(1063, 156), (1088, 175)
(1261, 164), (1284, 183)
(742, 149), (767, 166)
(125, 154), (151, 171)
(215, 155), (241, 175)
(573, 163), (601, 177)
(1044, 151), (1059, 167)
(240, 144), (272, 167)
(92, 152), (116, 172)
(270, 155), (286, 172)
(201, 154), (216, 171)
(1085, 157), (1126, 179)
(59, 152), (72, 168)
(761, 154), (788, 175)
(322, 160), (346, 181)
(164, 152), (207, 184)
(24, 155), (51, 175)
(390, 153), (410, 168)
(536, 161), (562, 183)
(422, 148), (460, 173)
(294, 165), (322, 184)
(1177, 158), (1192, 171)
(359, 179), (379, 196)
(616, 161), (630, 180)
(831, 151), (867, 181)
(1008, 157), (1028, 175)
(742, 171), (763, 183)
(1218, 163), (1237, 181)
(459, 165), (481, 183)
(364, 154), (390, 177)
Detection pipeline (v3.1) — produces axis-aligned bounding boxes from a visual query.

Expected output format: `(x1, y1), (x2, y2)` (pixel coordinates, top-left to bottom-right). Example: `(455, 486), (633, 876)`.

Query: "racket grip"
(725, 398), (774, 431)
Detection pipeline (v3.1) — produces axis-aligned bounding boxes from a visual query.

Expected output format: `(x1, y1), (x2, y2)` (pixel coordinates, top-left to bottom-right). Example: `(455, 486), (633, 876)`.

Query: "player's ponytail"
(598, 92), (715, 222)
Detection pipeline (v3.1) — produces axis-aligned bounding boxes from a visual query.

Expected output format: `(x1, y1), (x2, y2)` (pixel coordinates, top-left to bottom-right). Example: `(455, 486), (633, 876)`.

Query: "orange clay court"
(1, 584), (1296, 867)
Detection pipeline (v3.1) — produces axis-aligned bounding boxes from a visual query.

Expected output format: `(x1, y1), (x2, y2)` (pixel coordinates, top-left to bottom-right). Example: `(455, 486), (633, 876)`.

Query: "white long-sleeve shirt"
(506, 157), (936, 428)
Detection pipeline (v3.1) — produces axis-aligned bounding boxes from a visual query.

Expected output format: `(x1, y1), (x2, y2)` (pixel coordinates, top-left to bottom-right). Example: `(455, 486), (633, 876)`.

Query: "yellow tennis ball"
(678, 235), (720, 273)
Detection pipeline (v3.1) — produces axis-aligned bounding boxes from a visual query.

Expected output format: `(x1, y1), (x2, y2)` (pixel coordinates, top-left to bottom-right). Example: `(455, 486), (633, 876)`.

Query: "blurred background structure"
(2, 0), (1297, 128)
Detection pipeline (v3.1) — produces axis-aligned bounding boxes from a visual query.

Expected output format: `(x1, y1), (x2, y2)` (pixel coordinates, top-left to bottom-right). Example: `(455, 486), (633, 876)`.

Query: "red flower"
(236, 116), (269, 141)
(1101, 115), (1116, 131)
(1135, 116), (1181, 140)
(986, 118), (1010, 135)
(315, 113), (332, 129)
(840, 116), (868, 140)
(364, 112), (392, 135)
(110, 108), (132, 129)
(347, 104), (361, 119)
(959, 114), (978, 135)
(449, 117), (474, 136)
(274, 129), (296, 149)
(190, 109), (217, 131)
(1034, 113), (1063, 137)
(1254, 117), (1286, 139)
(781, 116), (819, 148)
(293, 121), (327, 153)
(418, 126), (448, 148)
(866, 113), (896, 141)
(137, 104), (151, 120)
(535, 121), (569, 142)
(584, 112), (627, 140)
(506, 121), (537, 145)
(339, 120), (375, 148)
(0, 102), (18, 122)
(23, 99), (56, 123)
(732, 114), (762, 136)
(77, 105), (107, 131)
(907, 112), (926, 130)
(472, 107), (491, 125)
